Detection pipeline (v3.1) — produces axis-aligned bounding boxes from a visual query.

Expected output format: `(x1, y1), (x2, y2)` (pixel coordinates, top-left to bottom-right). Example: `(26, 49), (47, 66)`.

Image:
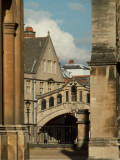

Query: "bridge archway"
(37, 113), (78, 144)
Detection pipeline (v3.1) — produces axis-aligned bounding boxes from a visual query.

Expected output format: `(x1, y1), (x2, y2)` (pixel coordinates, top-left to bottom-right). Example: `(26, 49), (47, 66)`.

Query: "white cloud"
(24, 9), (90, 65)
(69, 2), (84, 12)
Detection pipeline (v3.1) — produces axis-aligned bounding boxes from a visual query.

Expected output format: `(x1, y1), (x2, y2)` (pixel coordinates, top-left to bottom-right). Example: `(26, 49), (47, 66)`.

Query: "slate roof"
(63, 64), (90, 70)
(77, 77), (90, 87)
(61, 68), (72, 78)
(24, 36), (48, 73)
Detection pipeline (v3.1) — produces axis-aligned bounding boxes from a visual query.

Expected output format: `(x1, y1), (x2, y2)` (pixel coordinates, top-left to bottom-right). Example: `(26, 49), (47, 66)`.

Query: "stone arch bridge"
(36, 80), (90, 127)
(31, 80), (90, 144)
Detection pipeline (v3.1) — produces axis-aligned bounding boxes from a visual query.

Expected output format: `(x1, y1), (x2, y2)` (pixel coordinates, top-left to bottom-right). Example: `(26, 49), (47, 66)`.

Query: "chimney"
(24, 26), (36, 38)
(69, 59), (74, 64)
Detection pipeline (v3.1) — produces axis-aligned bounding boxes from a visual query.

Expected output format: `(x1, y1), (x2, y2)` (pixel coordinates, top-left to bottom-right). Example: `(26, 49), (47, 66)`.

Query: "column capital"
(4, 23), (18, 34)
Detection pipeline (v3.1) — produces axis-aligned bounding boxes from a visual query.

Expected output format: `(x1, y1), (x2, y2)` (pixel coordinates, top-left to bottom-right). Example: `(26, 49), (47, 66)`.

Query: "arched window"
(57, 94), (62, 105)
(71, 85), (77, 101)
(87, 93), (90, 104)
(49, 97), (54, 108)
(41, 99), (46, 110)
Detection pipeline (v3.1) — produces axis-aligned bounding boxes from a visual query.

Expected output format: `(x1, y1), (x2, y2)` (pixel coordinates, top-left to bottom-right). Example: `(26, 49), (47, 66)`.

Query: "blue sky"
(24, 0), (92, 66)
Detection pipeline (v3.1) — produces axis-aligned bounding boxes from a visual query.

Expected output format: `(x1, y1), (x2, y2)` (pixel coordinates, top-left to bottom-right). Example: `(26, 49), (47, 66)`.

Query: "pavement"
(30, 147), (88, 160)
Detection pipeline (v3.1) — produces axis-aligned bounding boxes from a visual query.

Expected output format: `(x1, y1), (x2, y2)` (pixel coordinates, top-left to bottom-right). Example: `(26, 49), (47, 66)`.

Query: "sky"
(24, 0), (92, 66)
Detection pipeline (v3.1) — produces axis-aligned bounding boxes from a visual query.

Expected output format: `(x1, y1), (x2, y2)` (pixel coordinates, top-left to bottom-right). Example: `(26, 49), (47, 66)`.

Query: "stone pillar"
(3, 23), (17, 124)
(0, 0), (29, 159)
(0, 0), (3, 125)
(88, 0), (119, 159)
(77, 109), (89, 149)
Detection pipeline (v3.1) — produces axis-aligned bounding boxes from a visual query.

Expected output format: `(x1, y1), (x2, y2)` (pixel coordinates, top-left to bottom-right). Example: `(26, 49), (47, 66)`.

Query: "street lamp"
(26, 100), (31, 139)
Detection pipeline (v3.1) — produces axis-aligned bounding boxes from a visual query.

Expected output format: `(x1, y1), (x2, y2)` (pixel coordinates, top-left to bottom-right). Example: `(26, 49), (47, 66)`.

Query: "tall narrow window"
(57, 83), (60, 89)
(40, 82), (44, 94)
(48, 60), (51, 73)
(49, 97), (54, 108)
(57, 94), (62, 105)
(66, 91), (69, 102)
(41, 99), (46, 110)
(53, 61), (56, 74)
(43, 60), (46, 72)
(87, 93), (90, 104)
(48, 82), (51, 92)
(80, 91), (82, 102)
(71, 85), (77, 102)
(26, 80), (30, 94)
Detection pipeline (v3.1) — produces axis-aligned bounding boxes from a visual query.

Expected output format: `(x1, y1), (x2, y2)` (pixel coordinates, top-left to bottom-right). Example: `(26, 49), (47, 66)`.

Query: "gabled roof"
(24, 36), (49, 73)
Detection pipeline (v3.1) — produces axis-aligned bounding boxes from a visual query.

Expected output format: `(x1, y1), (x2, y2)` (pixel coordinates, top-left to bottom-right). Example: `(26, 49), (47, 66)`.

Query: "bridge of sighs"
(30, 80), (90, 146)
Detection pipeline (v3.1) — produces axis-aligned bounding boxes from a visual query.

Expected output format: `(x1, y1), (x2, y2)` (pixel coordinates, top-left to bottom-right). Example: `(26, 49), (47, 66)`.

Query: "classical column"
(0, 0), (29, 159)
(77, 109), (89, 149)
(88, 0), (119, 159)
(3, 23), (17, 124)
(0, 0), (3, 125)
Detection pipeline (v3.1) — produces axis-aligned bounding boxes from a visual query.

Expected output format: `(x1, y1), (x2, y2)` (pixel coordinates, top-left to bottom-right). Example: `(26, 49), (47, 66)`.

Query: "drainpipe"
(33, 80), (36, 138)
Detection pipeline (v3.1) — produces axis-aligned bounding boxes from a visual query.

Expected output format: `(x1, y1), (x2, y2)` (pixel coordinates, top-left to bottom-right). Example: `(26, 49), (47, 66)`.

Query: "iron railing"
(34, 125), (77, 144)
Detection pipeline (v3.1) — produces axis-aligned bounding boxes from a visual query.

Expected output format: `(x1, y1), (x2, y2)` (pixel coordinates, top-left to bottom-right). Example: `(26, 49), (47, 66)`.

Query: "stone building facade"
(24, 27), (64, 133)
(24, 27), (90, 145)
(0, 0), (29, 159)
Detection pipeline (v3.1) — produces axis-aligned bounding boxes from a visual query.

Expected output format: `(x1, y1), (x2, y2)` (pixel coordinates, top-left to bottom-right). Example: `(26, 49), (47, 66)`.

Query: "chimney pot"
(25, 26), (34, 32)
(24, 26), (36, 38)
(69, 60), (74, 64)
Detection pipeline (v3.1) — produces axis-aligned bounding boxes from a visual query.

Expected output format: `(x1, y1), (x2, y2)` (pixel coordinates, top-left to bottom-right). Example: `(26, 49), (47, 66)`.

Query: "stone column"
(0, 0), (3, 125)
(77, 109), (89, 149)
(3, 23), (17, 124)
(88, 1), (119, 159)
(0, 0), (29, 159)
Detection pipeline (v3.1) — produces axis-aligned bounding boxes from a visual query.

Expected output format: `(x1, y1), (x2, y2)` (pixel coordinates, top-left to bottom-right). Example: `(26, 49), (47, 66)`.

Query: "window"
(71, 85), (77, 102)
(49, 97), (54, 108)
(48, 82), (51, 92)
(57, 94), (62, 105)
(48, 60), (51, 73)
(26, 80), (30, 94)
(43, 60), (46, 72)
(57, 83), (60, 89)
(66, 91), (69, 102)
(41, 99), (46, 110)
(52, 61), (56, 74)
(87, 93), (90, 104)
(40, 82), (44, 94)
(80, 91), (82, 102)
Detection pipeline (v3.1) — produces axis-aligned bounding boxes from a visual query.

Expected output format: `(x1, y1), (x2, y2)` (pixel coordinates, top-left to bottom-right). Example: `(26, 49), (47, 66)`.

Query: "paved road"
(30, 147), (88, 160)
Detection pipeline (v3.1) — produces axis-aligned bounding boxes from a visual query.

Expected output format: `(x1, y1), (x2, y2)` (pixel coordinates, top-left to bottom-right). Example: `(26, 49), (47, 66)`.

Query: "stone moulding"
(89, 137), (118, 147)
(92, 43), (116, 54)
(4, 23), (18, 35)
(0, 125), (27, 131)
(77, 120), (90, 125)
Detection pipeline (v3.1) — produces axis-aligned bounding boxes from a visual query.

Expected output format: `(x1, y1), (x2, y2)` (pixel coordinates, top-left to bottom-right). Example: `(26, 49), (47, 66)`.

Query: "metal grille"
(36, 125), (77, 144)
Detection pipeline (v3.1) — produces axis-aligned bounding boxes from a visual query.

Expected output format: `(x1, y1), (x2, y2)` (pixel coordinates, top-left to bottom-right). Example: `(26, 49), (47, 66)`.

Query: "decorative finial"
(48, 30), (50, 36)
